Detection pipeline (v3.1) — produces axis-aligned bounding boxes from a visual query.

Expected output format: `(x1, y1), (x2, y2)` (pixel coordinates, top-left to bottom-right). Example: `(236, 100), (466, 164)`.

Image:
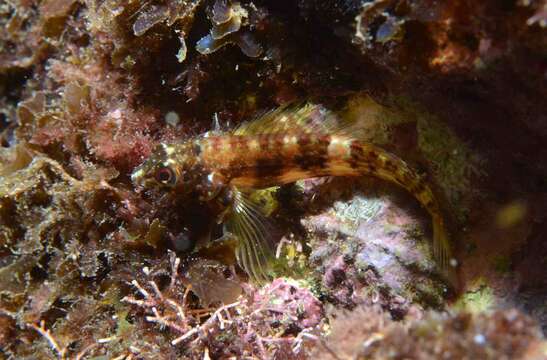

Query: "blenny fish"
(132, 104), (453, 283)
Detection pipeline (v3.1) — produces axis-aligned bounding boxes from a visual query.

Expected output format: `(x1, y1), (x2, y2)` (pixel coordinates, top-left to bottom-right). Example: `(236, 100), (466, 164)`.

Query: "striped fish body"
(198, 133), (440, 215)
(132, 104), (454, 283)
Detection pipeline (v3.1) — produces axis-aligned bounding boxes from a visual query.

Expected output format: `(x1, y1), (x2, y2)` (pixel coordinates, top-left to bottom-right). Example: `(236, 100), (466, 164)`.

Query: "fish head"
(131, 142), (200, 196)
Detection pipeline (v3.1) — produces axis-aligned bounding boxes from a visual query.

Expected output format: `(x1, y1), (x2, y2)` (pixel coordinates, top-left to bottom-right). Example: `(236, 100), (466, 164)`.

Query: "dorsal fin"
(233, 102), (373, 142)
(233, 103), (340, 136)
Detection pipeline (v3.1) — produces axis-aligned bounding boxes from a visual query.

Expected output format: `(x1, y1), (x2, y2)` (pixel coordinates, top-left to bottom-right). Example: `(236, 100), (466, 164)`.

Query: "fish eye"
(155, 166), (176, 186)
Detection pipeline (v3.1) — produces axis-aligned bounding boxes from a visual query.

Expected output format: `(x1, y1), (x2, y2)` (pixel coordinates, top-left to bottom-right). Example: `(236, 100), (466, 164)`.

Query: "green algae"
(455, 278), (496, 313)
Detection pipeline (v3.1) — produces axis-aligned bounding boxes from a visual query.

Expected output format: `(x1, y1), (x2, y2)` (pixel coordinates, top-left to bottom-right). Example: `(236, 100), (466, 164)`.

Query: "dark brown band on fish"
(259, 136), (270, 149)
(293, 134), (330, 170)
(227, 159), (244, 178)
(272, 134), (285, 149)
(254, 157), (285, 179)
(296, 134), (311, 147)
(230, 136), (250, 152)
(349, 140), (365, 169)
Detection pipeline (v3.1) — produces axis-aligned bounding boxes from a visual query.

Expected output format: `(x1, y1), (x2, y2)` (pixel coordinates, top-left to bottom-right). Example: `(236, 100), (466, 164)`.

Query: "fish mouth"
(130, 167), (145, 186)
(131, 167), (154, 189)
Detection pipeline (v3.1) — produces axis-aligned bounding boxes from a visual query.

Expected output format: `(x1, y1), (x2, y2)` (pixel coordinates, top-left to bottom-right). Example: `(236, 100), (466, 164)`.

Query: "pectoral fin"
(224, 187), (275, 284)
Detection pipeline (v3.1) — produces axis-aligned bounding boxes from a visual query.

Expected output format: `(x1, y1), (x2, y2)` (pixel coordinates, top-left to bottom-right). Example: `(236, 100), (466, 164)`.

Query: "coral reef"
(1, 0), (546, 359)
